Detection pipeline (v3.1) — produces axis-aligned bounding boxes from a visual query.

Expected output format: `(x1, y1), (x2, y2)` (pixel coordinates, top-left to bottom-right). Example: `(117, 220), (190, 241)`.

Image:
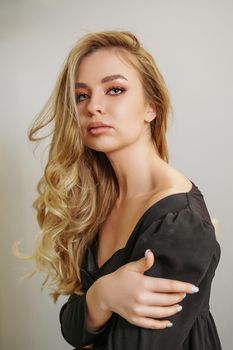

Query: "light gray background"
(1, 0), (232, 349)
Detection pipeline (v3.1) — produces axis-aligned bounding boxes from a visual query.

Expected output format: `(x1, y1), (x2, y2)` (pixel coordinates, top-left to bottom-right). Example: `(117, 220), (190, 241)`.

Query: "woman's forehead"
(76, 48), (140, 84)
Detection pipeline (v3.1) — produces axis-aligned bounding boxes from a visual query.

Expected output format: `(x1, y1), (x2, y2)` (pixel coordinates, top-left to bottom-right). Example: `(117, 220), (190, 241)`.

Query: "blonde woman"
(14, 31), (222, 349)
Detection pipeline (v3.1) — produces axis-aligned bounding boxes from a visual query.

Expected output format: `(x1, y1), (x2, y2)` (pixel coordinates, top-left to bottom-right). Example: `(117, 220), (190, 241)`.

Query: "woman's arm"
(60, 208), (220, 349)
(60, 253), (198, 349)
(96, 251), (198, 329)
(86, 277), (113, 331)
(59, 285), (113, 349)
(103, 208), (220, 349)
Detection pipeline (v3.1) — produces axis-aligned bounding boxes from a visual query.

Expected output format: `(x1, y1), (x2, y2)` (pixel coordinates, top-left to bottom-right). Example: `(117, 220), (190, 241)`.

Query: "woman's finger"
(136, 304), (182, 319)
(138, 291), (186, 306)
(131, 316), (173, 330)
(144, 276), (199, 294)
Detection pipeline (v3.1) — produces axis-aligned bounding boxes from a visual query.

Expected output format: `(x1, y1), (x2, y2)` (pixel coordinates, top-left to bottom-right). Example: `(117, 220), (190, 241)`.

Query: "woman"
(14, 31), (222, 349)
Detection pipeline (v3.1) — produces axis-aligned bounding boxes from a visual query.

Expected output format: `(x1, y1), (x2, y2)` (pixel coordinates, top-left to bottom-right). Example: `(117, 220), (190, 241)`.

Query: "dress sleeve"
(112, 206), (220, 350)
(59, 291), (112, 348)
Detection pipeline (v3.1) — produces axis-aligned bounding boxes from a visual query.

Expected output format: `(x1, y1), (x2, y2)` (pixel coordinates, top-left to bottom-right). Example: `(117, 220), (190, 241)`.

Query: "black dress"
(59, 180), (222, 349)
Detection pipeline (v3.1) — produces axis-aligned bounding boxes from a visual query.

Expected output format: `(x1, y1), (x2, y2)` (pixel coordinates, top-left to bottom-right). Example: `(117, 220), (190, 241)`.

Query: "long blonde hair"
(12, 30), (173, 303)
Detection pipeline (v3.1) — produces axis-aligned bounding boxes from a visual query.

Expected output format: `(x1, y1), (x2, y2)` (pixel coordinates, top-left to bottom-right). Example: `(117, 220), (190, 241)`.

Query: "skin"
(76, 48), (170, 200)
(75, 48), (199, 330)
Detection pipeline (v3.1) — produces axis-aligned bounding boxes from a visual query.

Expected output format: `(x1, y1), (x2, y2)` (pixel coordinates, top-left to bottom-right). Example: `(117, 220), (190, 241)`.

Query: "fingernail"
(167, 322), (173, 328)
(177, 305), (182, 312)
(144, 249), (151, 257)
(183, 293), (187, 299)
(191, 285), (199, 293)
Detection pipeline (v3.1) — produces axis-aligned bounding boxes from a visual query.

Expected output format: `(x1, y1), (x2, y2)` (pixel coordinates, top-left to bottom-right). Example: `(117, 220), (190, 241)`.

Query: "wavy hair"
(12, 30), (173, 303)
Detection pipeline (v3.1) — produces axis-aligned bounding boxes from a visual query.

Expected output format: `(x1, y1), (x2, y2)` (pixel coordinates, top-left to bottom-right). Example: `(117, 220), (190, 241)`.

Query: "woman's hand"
(97, 250), (199, 329)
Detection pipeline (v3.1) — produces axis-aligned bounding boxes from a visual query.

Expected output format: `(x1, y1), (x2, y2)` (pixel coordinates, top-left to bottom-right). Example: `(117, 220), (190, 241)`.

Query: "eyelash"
(75, 86), (126, 103)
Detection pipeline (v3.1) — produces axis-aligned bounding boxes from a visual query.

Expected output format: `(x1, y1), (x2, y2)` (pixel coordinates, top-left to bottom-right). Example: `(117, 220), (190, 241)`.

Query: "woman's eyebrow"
(75, 74), (128, 88)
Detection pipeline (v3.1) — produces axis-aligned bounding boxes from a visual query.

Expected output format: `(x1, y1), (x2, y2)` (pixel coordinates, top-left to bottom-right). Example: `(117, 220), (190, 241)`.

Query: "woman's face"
(75, 48), (155, 153)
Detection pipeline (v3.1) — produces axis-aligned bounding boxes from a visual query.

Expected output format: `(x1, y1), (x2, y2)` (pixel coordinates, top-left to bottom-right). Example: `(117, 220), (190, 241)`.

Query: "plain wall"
(1, 0), (232, 349)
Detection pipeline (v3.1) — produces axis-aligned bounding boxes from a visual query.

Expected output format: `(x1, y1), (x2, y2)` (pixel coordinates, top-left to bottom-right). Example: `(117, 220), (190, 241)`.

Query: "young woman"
(15, 31), (222, 349)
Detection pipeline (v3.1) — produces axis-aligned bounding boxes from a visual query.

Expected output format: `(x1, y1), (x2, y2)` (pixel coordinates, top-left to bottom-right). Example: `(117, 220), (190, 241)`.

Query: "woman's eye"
(76, 93), (88, 103)
(75, 86), (126, 103)
(107, 87), (126, 95)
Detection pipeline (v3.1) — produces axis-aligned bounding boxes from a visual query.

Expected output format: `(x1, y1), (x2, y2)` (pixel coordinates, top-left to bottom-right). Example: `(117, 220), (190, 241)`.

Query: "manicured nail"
(191, 285), (199, 293)
(177, 305), (182, 312)
(183, 293), (187, 299)
(144, 249), (151, 257)
(167, 322), (173, 327)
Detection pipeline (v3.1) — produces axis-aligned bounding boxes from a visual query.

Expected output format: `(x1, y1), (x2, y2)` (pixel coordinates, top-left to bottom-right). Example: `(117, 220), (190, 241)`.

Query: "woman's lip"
(87, 122), (111, 131)
(88, 126), (112, 135)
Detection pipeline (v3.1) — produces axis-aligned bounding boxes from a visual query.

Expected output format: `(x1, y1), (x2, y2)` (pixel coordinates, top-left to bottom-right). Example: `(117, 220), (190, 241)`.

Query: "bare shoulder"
(146, 174), (193, 208)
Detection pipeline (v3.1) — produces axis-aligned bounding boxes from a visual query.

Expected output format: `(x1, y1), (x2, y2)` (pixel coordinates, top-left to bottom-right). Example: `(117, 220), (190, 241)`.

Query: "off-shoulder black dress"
(59, 180), (222, 349)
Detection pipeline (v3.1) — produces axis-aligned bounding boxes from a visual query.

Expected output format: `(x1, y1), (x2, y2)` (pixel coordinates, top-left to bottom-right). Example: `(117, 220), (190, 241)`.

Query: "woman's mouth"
(88, 126), (112, 135)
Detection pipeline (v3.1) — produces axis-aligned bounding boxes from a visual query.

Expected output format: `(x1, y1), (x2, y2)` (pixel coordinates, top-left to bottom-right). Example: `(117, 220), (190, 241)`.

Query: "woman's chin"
(86, 142), (121, 154)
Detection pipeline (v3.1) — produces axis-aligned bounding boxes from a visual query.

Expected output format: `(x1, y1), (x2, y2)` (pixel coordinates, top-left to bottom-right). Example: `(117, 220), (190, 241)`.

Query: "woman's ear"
(145, 102), (157, 123)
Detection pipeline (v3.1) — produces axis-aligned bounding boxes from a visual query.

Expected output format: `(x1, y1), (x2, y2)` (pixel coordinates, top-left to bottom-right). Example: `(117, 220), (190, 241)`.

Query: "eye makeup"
(75, 85), (126, 103)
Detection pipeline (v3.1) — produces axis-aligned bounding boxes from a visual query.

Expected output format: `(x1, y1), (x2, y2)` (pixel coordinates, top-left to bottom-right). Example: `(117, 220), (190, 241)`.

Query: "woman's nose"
(86, 93), (106, 116)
